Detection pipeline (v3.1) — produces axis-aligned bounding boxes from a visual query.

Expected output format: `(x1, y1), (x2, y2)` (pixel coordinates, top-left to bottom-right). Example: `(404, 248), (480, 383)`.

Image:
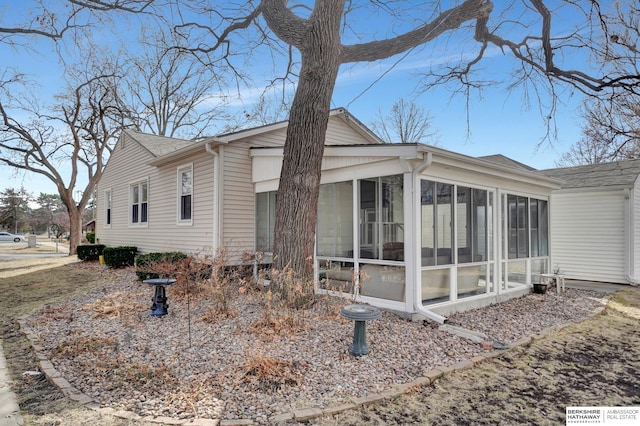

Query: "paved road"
(0, 253), (69, 261)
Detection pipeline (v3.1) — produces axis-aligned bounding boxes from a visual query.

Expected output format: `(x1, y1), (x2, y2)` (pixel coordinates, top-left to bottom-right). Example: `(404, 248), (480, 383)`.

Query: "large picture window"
(130, 181), (148, 224)
(178, 166), (193, 223)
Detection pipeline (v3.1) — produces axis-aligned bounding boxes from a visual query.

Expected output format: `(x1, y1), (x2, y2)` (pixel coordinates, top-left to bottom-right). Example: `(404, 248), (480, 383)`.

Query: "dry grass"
(51, 333), (116, 358)
(80, 290), (147, 319)
(241, 353), (304, 391)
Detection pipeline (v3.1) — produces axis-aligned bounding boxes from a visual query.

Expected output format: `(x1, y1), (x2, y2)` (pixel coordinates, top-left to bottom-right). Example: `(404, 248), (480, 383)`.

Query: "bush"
(103, 246), (138, 268)
(135, 252), (188, 281)
(76, 244), (106, 261)
(85, 232), (95, 244)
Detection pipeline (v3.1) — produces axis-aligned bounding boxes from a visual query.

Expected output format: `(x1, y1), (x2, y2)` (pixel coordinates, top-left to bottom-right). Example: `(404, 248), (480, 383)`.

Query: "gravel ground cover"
(26, 263), (609, 424)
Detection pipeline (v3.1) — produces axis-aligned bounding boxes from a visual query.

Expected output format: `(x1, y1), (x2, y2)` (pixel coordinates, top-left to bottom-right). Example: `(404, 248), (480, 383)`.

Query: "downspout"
(623, 188), (640, 286)
(411, 152), (448, 324)
(205, 140), (223, 252)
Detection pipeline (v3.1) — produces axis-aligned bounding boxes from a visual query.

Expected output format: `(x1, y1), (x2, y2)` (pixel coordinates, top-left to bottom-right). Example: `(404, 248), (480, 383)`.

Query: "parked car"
(0, 232), (25, 242)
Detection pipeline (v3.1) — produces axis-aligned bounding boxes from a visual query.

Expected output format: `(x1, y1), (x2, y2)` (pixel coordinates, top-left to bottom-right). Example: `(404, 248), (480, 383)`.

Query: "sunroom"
(251, 144), (561, 322)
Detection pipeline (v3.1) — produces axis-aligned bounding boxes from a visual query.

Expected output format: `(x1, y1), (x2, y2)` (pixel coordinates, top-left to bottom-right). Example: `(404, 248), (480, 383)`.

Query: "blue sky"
(1, 1), (587, 199)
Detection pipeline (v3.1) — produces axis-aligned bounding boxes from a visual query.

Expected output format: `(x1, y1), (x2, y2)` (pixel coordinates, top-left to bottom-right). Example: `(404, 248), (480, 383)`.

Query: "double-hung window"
(105, 189), (112, 227)
(131, 181), (148, 225)
(178, 165), (193, 223)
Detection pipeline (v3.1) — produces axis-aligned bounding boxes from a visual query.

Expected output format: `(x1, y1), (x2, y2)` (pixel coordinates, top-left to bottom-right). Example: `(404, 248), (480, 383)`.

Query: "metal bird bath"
(144, 278), (177, 317)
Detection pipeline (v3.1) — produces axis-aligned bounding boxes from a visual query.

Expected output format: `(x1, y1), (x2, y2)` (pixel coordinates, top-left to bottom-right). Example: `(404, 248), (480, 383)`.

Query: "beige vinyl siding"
(96, 133), (214, 254)
(222, 115), (377, 262)
(96, 132), (151, 248)
(550, 190), (627, 283)
(324, 117), (379, 145)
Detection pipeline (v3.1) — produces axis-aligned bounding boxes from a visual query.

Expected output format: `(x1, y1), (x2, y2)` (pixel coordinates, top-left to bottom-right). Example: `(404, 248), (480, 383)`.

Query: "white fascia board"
(551, 185), (633, 194)
(432, 152), (562, 190)
(148, 139), (226, 166)
(249, 144), (424, 158)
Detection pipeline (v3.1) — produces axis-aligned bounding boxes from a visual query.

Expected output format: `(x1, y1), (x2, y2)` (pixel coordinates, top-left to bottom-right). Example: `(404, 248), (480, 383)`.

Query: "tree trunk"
(272, 2), (343, 301)
(67, 206), (83, 255)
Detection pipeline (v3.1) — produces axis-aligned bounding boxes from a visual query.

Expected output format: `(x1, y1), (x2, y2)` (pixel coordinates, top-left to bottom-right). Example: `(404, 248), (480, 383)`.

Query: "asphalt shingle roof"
(126, 131), (195, 157)
(541, 158), (640, 189)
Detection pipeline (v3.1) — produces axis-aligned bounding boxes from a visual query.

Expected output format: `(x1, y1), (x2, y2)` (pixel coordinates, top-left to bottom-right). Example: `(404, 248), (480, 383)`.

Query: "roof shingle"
(541, 158), (640, 189)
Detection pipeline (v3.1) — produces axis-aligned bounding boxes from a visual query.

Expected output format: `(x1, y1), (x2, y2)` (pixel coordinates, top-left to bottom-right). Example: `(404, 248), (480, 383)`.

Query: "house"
(83, 220), (96, 233)
(542, 159), (640, 285)
(96, 108), (561, 322)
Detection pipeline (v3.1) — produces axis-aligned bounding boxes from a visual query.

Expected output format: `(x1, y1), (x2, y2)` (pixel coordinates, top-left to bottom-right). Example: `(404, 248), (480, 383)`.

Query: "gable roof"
(209, 107), (383, 144)
(541, 158), (640, 189)
(148, 107), (382, 166)
(125, 131), (196, 157)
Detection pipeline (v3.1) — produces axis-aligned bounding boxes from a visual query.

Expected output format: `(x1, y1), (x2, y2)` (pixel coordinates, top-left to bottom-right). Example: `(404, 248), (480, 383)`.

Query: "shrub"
(85, 231), (95, 244)
(103, 246), (138, 268)
(77, 244), (106, 261)
(135, 252), (188, 281)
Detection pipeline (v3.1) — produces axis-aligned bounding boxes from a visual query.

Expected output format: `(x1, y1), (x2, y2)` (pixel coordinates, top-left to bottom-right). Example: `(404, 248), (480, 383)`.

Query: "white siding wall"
(550, 190), (627, 283)
(96, 133), (214, 254)
(633, 182), (640, 281)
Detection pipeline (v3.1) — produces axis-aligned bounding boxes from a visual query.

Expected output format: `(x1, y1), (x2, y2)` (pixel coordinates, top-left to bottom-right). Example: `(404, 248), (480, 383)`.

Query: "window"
(317, 181), (353, 257)
(530, 198), (548, 257)
(256, 191), (276, 251)
(359, 175), (404, 261)
(130, 181), (148, 224)
(178, 166), (193, 222)
(421, 180), (453, 266)
(507, 195), (529, 259)
(456, 186), (488, 263)
(105, 190), (112, 226)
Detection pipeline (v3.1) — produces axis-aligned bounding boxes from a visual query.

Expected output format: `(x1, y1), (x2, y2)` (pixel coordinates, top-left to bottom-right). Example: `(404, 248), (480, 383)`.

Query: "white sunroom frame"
(250, 144), (561, 322)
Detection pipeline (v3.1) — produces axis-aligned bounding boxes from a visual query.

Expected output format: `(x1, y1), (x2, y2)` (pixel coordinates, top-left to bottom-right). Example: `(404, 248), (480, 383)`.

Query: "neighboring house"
(96, 108), (561, 322)
(542, 159), (640, 285)
(83, 220), (96, 233)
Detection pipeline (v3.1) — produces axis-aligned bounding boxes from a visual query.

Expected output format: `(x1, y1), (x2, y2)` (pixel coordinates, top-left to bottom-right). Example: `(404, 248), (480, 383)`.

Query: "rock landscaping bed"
(24, 263), (610, 425)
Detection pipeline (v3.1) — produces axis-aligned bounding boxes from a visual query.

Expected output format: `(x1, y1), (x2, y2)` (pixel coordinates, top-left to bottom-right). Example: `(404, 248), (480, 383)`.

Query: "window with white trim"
(178, 165), (193, 223)
(130, 181), (148, 224)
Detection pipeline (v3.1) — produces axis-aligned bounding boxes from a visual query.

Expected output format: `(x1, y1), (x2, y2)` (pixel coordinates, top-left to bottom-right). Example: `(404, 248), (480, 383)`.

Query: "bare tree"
(0, 0), (154, 44)
(7, 1), (640, 300)
(557, 1), (640, 166)
(119, 29), (229, 139)
(169, 0), (640, 300)
(0, 61), (129, 254)
(371, 98), (436, 144)
(557, 95), (640, 166)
